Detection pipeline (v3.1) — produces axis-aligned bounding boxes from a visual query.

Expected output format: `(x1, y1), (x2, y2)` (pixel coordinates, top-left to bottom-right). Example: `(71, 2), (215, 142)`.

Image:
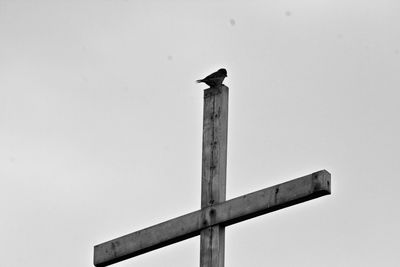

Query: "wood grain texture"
(93, 170), (331, 266)
(201, 85), (228, 207)
(200, 85), (229, 267)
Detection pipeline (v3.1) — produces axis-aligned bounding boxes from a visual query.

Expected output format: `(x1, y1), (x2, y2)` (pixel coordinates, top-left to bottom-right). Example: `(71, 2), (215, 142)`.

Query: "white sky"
(1, 1), (400, 266)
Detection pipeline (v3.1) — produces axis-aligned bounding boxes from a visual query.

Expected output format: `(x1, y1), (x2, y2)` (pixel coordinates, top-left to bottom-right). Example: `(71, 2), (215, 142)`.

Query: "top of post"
(204, 85), (229, 98)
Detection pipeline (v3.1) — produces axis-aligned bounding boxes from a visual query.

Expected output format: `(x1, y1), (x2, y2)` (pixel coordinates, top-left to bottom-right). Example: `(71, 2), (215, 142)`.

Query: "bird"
(196, 68), (227, 87)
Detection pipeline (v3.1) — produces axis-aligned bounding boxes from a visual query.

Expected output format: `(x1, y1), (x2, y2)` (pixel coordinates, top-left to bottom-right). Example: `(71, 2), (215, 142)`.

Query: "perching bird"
(196, 68), (227, 87)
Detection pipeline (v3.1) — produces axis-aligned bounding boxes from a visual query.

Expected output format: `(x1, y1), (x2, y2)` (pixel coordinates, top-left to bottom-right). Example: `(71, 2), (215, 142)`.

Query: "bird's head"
(218, 68), (228, 77)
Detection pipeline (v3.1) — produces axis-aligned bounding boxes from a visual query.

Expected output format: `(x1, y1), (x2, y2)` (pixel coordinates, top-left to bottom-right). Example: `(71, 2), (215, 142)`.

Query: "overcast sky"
(1, 1), (400, 266)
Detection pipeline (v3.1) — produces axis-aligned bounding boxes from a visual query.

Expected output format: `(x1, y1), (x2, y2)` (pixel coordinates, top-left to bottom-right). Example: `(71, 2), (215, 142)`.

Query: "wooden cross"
(93, 85), (331, 267)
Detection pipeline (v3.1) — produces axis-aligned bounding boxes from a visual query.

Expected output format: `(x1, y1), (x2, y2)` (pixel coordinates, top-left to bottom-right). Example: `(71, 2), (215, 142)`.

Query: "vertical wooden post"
(200, 85), (229, 267)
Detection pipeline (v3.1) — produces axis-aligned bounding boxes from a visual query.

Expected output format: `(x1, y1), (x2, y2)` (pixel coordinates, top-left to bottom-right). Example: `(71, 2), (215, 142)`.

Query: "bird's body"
(196, 68), (227, 87)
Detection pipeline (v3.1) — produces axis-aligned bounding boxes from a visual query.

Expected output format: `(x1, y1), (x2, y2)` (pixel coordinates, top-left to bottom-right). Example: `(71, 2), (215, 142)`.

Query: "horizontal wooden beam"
(94, 170), (331, 266)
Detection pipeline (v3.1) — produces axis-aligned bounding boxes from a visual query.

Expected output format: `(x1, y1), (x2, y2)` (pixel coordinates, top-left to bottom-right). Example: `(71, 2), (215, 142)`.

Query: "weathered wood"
(93, 170), (331, 266)
(200, 85), (228, 267)
(201, 85), (228, 206)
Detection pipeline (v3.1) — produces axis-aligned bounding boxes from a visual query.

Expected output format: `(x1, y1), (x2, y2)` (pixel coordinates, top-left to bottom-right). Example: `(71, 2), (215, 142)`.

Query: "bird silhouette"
(196, 68), (227, 87)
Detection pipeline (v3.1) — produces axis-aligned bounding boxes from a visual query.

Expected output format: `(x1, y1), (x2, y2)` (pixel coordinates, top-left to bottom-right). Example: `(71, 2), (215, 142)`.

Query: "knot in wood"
(209, 208), (216, 217)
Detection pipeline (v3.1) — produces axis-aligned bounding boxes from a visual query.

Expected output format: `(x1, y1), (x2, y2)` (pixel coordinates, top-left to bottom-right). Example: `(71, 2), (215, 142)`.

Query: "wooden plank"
(200, 85), (228, 267)
(93, 170), (331, 266)
(201, 85), (228, 206)
(216, 170), (331, 227)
